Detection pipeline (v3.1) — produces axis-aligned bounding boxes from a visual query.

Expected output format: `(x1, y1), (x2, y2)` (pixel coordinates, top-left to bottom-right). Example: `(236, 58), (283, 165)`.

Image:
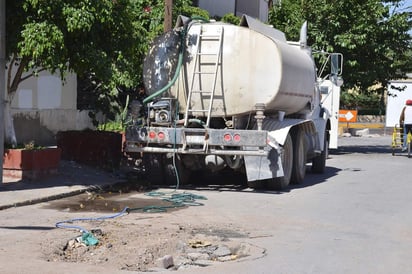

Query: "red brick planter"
(56, 130), (122, 170)
(3, 147), (62, 180)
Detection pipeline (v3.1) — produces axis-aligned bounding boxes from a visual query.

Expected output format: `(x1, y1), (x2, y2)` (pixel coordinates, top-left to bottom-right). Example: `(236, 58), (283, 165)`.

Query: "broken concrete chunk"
(187, 252), (210, 261)
(156, 254), (174, 269)
(213, 245), (232, 257)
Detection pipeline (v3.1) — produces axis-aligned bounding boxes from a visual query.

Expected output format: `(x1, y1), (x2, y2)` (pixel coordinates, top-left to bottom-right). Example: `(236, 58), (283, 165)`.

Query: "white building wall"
(259, 0), (270, 22)
(236, 0), (259, 18)
(197, 0), (235, 18)
(386, 80), (412, 127)
(10, 70), (77, 110)
(4, 66), (94, 145)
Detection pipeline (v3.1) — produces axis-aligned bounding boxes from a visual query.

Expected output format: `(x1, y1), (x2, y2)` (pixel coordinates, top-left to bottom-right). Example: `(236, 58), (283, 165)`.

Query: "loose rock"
(156, 254), (174, 269)
(187, 252), (210, 261)
(213, 245), (232, 257)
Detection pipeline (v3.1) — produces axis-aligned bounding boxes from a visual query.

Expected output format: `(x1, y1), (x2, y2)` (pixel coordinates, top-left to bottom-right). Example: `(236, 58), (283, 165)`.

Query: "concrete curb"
(0, 183), (113, 211)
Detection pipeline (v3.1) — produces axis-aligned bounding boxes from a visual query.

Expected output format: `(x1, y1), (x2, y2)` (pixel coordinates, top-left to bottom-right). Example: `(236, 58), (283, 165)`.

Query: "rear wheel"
(291, 129), (307, 184)
(312, 130), (328, 173)
(267, 134), (293, 190)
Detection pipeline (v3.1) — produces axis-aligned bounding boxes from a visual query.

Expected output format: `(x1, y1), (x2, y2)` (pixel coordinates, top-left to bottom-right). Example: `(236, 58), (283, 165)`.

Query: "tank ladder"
(184, 25), (223, 128)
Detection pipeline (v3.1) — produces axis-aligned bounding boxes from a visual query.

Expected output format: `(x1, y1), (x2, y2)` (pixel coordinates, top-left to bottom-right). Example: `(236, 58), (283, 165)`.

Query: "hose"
(55, 206), (130, 234)
(55, 17), (212, 245)
(55, 192), (207, 234)
(142, 16), (210, 105)
(142, 52), (184, 104)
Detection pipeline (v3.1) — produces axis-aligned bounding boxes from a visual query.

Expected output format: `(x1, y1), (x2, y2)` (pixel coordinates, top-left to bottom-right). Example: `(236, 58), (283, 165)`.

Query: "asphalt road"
(170, 134), (412, 274)
(2, 134), (412, 274)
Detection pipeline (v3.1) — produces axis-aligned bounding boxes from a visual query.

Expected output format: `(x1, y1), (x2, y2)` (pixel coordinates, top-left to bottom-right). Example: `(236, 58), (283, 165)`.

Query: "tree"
(134, 0), (209, 40)
(80, 0), (208, 124)
(5, 0), (146, 147)
(5, 0), (209, 147)
(269, 0), (412, 110)
(78, 0), (209, 127)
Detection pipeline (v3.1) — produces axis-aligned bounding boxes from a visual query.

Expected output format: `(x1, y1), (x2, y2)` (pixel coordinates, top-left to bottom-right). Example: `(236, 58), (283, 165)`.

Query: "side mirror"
(331, 53), (343, 76)
(330, 74), (344, 87)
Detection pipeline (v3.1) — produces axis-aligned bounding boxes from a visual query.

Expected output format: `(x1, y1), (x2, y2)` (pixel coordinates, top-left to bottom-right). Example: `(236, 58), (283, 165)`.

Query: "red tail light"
(157, 132), (165, 140)
(148, 131), (156, 139)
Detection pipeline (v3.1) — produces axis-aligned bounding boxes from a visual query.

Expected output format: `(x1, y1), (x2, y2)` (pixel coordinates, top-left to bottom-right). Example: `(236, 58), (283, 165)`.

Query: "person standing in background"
(399, 99), (412, 151)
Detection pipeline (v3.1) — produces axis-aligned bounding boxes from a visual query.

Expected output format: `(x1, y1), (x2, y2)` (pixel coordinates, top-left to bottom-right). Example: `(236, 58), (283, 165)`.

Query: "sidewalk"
(0, 161), (125, 210)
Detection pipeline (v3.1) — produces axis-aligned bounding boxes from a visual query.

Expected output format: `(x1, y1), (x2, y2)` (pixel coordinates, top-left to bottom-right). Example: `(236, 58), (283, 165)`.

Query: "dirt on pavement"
(37, 178), (264, 272)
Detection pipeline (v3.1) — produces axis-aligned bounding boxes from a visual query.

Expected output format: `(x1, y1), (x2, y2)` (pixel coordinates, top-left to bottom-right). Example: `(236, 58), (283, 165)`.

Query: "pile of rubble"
(154, 240), (255, 271)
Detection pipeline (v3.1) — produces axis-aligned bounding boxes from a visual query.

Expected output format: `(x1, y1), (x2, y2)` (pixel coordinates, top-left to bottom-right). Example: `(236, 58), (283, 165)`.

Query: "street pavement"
(0, 160), (125, 210)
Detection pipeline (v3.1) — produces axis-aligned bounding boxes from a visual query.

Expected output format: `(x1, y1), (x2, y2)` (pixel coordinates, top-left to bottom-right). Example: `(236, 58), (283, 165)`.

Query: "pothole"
(42, 224), (265, 272)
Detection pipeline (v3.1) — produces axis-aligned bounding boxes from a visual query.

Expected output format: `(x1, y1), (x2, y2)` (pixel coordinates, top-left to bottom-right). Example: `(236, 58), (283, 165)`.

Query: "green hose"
(142, 51), (184, 104)
(141, 17), (211, 190)
(142, 16), (210, 105)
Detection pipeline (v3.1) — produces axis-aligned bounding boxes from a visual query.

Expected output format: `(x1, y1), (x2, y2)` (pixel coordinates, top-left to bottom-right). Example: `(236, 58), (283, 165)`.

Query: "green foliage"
(133, 0), (207, 41)
(221, 13), (240, 25)
(19, 22), (66, 72)
(23, 140), (45, 150)
(97, 120), (124, 132)
(340, 91), (381, 110)
(6, 0), (146, 100)
(268, 0), (412, 100)
(6, 0), (207, 131)
(268, 0), (302, 40)
(182, 5), (210, 20)
(4, 140), (44, 150)
(97, 95), (130, 132)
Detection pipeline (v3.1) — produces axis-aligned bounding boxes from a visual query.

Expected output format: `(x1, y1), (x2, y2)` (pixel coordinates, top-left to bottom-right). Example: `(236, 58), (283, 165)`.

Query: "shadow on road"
(291, 166), (342, 190)
(0, 160), (121, 192)
(150, 165), (342, 195)
(40, 163), (342, 214)
(154, 169), (250, 193)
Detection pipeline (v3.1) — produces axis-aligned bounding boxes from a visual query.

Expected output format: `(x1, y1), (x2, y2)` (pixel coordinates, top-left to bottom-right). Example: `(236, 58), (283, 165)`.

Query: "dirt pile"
(42, 221), (260, 272)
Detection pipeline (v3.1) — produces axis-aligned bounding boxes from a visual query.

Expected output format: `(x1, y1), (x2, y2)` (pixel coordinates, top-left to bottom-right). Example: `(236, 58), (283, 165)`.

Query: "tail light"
(224, 133), (241, 143)
(157, 132), (165, 140)
(224, 133), (232, 142)
(148, 131), (157, 139)
(148, 131), (165, 140)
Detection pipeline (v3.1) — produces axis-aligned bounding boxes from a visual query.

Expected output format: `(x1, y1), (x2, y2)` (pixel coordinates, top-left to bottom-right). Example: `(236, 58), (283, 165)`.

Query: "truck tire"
(267, 134), (293, 190)
(312, 131), (328, 173)
(143, 153), (165, 184)
(291, 129), (307, 184)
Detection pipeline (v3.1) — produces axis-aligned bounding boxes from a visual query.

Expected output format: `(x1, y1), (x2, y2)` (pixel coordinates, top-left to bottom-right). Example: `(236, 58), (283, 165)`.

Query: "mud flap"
(243, 140), (284, 182)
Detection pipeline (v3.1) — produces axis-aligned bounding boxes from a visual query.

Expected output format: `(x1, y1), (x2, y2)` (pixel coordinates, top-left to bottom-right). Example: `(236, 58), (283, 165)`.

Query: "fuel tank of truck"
(143, 15), (317, 117)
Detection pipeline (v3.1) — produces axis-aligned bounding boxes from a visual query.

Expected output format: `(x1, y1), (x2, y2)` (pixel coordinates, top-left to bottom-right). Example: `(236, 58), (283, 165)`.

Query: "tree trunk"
(164, 0), (172, 33)
(4, 55), (29, 148)
(4, 99), (17, 147)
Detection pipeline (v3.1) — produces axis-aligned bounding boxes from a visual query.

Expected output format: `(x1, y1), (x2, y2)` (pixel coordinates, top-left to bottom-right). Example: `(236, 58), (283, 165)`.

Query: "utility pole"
(164, 0), (173, 33)
(0, 0), (5, 183)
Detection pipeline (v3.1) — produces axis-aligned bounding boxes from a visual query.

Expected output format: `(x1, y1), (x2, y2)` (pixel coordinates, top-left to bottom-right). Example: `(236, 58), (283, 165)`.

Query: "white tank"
(145, 16), (317, 117)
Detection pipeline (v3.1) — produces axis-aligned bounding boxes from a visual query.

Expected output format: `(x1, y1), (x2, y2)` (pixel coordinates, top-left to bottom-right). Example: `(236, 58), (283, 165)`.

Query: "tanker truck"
(124, 15), (343, 190)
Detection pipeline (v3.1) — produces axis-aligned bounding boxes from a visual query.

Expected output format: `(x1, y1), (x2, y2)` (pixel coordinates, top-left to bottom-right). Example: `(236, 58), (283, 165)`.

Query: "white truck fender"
(243, 122), (296, 182)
